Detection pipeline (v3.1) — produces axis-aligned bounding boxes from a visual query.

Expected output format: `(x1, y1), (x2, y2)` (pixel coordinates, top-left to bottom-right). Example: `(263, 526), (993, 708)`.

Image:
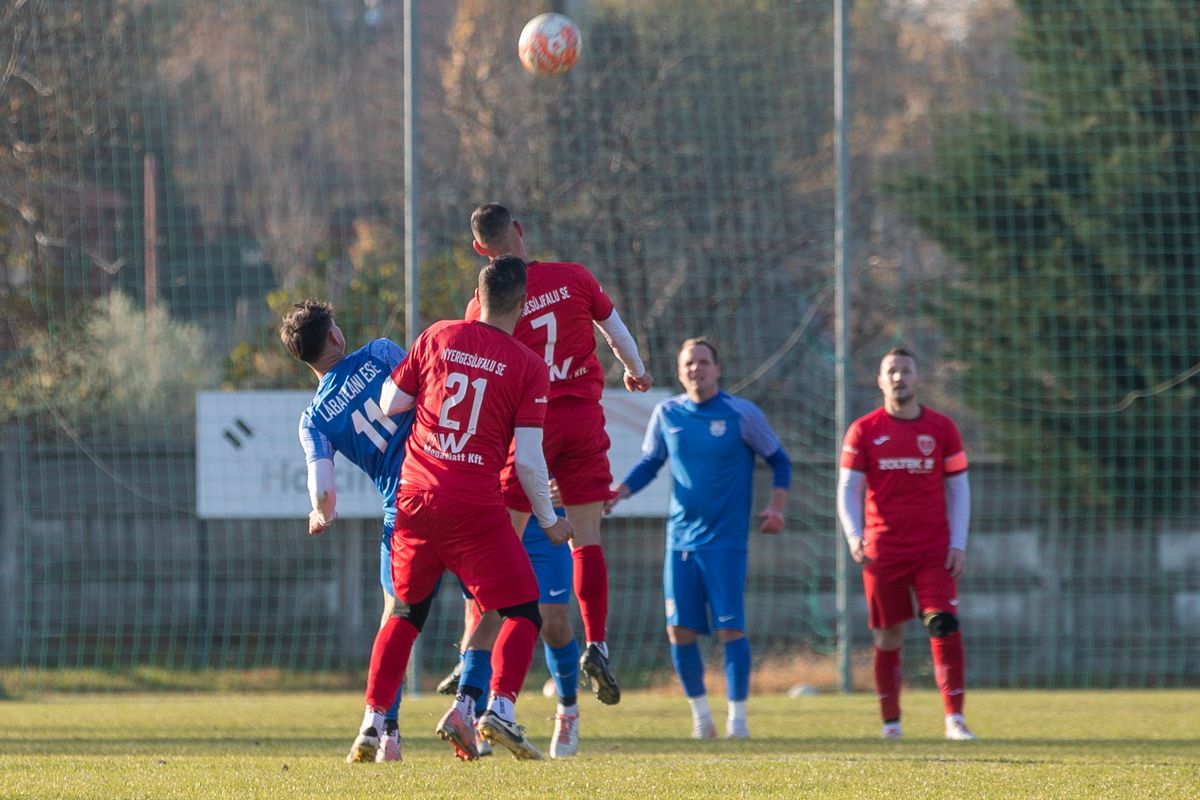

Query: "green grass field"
(2, 690), (1197, 799)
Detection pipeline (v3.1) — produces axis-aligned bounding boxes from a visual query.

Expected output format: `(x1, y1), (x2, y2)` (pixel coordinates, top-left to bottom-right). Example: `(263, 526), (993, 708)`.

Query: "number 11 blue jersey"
(299, 339), (416, 516)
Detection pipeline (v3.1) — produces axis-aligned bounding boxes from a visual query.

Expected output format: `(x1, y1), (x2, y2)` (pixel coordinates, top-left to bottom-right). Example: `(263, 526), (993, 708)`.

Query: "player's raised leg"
(569, 501), (621, 705)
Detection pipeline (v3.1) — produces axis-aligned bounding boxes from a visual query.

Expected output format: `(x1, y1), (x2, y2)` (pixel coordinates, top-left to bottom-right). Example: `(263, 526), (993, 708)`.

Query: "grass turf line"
(0, 690), (1197, 799)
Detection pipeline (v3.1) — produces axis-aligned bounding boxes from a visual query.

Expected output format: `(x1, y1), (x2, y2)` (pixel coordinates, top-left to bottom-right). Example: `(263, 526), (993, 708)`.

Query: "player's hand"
(757, 507), (785, 534)
(624, 370), (654, 393)
(945, 547), (967, 579)
(849, 537), (871, 564)
(308, 510), (335, 536)
(549, 478), (564, 507)
(544, 516), (575, 545)
(603, 484), (631, 515)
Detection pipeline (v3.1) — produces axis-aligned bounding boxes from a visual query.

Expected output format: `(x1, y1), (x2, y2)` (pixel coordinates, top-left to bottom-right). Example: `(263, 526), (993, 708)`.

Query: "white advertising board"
(196, 388), (672, 519)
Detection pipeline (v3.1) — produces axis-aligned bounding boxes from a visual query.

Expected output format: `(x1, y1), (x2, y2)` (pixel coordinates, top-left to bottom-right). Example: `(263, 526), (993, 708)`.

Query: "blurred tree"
(7, 291), (217, 441)
(225, 218), (476, 388)
(885, 0), (1200, 515)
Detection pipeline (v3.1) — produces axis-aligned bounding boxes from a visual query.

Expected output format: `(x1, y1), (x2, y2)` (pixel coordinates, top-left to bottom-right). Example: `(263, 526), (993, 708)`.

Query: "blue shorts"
(523, 513), (572, 605)
(663, 548), (747, 635)
(459, 511), (572, 605)
(379, 512), (396, 597)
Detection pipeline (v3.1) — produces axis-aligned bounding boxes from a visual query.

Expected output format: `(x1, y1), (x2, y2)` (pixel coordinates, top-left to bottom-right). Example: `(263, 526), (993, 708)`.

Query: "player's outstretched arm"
(380, 378), (416, 416)
(603, 483), (632, 515)
(596, 310), (652, 392)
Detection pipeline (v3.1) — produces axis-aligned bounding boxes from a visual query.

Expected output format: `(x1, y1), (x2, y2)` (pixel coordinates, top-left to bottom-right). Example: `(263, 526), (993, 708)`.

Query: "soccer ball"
(518, 13), (581, 76)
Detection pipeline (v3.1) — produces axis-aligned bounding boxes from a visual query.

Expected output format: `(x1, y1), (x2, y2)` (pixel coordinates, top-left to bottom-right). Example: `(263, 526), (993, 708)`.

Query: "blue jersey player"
(607, 338), (791, 739)
(280, 299), (415, 763)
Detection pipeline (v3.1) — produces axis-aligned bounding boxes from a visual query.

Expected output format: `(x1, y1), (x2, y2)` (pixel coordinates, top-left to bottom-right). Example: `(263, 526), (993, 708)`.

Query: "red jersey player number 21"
(390, 323), (549, 505)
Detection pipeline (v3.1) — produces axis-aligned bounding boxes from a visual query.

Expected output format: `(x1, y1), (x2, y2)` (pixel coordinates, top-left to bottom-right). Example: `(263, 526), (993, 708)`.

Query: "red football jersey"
(840, 406), (968, 561)
(390, 319), (550, 502)
(466, 261), (615, 402)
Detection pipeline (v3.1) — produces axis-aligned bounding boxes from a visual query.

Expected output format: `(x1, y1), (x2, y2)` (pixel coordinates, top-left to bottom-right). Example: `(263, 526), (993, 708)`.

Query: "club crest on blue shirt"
(709, 419), (727, 437)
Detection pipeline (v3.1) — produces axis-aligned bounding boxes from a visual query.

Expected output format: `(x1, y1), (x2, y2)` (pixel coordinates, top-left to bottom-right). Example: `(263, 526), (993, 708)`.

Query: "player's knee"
(391, 593), (435, 632)
(497, 600), (542, 631)
(922, 610), (959, 638)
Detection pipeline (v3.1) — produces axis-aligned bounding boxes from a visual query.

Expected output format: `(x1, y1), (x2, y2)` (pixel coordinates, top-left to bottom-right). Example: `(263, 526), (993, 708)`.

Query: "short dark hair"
(479, 255), (527, 315)
(884, 346), (915, 361)
(680, 336), (718, 364)
(280, 299), (334, 364)
(471, 203), (513, 249)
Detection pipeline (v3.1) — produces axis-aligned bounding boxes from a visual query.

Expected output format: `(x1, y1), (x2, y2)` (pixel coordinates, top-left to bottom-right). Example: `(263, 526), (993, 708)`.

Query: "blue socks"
(459, 648), (493, 702)
(543, 639), (580, 706)
(670, 641), (706, 697)
(724, 637), (751, 701)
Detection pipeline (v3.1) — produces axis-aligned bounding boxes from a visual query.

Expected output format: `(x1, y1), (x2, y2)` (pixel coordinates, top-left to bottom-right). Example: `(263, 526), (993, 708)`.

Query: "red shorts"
(501, 396), (613, 511)
(861, 549), (958, 629)
(391, 490), (538, 611)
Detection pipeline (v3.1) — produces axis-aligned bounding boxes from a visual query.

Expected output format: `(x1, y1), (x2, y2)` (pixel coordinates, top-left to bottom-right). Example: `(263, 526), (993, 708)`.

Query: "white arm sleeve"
(380, 379), (416, 416)
(307, 458), (337, 524)
(595, 310), (646, 377)
(514, 427), (557, 529)
(836, 467), (866, 547)
(945, 472), (971, 551)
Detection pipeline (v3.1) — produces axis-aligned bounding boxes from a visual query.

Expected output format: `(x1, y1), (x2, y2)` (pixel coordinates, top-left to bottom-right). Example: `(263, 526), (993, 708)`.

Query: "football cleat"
(550, 712), (579, 759)
(436, 660), (464, 696)
(725, 720), (750, 739)
(881, 721), (903, 740)
(476, 710), (544, 760)
(435, 707), (480, 761)
(476, 730), (492, 757)
(944, 714), (977, 741)
(345, 726), (381, 763)
(579, 643), (621, 705)
(375, 725), (402, 762)
(692, 715), (717, 740)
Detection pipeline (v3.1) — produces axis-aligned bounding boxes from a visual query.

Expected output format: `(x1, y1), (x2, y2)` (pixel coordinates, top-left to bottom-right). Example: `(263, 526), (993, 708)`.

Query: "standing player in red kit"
(347, 255), (574, 762)
(466, 203), (653, 705)
(836, 348), (977, 741)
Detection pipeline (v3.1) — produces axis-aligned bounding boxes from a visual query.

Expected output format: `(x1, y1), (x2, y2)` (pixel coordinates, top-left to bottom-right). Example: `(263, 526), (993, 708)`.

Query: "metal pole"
(143, 153), (158, 316)
(403, 0), (422, 694)
(404, 0), (420, 347)
(1, 424), (19, 666)
(833, 0), (852, 693)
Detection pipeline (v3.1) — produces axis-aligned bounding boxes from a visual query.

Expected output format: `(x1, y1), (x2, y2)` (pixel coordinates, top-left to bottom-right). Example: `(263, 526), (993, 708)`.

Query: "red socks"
(931, 631), (966, 715)
(874, 646), (902, 722)
(573, 545), (608, 643)
(490, 615), (539, 699)
(365, 617), (419, 710)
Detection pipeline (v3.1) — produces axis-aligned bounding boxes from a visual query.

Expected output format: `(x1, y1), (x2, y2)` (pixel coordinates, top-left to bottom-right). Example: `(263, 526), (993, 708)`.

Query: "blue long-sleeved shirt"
(622, 391), (790, 551)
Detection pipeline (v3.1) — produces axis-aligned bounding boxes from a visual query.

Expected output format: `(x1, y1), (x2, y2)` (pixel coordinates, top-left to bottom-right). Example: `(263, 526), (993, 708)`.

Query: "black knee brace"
(393, 592), (436, 632)
(497, 600), (542, 631)
(922, 610), (960, 638)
